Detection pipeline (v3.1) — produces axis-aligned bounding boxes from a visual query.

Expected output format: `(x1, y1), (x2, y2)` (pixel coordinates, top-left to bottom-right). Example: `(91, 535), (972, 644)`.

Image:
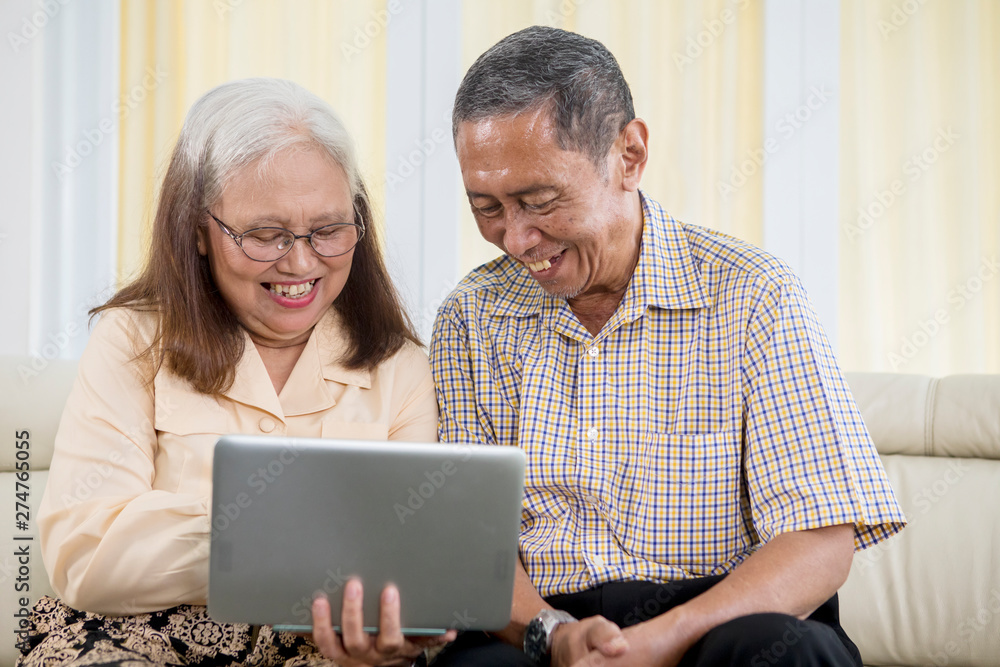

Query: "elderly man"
(429, 26), (905, 667)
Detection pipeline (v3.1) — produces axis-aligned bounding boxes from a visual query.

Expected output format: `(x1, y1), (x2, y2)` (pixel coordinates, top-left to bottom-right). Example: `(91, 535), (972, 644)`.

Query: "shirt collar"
(222, 308), (371, 419)
(621, 193), (711, 315)
(488, 192), (710, 324)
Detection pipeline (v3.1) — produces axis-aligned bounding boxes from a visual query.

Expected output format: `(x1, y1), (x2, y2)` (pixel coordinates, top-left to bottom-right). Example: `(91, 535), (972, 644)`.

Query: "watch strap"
(524, 608), (576, 663)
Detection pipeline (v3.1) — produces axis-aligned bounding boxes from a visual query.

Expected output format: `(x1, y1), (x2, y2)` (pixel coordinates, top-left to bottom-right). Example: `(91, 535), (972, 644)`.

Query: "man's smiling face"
(456, 106), (638, 300)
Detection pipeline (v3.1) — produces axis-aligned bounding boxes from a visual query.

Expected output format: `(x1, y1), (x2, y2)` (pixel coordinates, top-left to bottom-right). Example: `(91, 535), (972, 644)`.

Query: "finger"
(310, 594), (346, 659)
(575, 648), (618, 667)
(339, 578), (372, 656)
(374, 584), (406, 656)
(407, 629), (458, 648)
(585, 618), (628, 656)
(434, 629), (458, 644)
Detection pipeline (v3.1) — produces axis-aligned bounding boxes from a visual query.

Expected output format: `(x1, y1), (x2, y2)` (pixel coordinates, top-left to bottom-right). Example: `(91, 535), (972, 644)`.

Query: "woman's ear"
(196, 225), (208, 256)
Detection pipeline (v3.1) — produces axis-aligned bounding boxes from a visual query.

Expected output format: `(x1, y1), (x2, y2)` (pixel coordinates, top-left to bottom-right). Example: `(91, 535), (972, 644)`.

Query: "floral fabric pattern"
(17, 596), (338, 667)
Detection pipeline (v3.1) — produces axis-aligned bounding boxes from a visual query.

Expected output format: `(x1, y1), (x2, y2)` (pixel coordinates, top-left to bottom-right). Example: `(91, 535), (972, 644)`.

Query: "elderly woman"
(18, 78), (452, 667)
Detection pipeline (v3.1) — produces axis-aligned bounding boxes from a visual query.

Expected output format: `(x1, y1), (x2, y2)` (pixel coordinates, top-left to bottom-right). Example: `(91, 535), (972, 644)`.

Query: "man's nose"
(501, 209), (541, 258)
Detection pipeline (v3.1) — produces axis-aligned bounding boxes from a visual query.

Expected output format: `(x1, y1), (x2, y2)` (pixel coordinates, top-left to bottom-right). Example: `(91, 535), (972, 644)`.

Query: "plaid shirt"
(430, 193), (906, 598)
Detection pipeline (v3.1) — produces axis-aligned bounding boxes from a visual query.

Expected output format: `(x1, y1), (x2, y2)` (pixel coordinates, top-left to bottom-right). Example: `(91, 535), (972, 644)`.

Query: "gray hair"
(453, 26), (635, 170)
(176, 77), (362, 210)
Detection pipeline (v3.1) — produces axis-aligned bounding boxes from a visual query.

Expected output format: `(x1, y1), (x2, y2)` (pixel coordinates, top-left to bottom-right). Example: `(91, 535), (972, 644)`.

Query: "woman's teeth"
(270, 280), (316, 298)
(526, 259), (552, 272)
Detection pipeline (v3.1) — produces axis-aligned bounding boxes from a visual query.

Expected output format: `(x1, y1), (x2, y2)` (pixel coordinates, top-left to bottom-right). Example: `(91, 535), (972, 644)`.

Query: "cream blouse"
(39, 307), (438, 615)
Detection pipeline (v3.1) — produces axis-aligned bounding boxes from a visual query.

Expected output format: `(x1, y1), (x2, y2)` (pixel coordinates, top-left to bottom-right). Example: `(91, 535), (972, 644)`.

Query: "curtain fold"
(457, 0), (765, 276)
(116, 0), (390, 282)
(839, 0), (1000, 374)
(111, 0), (998, 375)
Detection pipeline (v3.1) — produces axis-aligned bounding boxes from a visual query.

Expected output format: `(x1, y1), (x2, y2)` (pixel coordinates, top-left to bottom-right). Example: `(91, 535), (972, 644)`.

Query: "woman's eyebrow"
(241, 210), (353, 227)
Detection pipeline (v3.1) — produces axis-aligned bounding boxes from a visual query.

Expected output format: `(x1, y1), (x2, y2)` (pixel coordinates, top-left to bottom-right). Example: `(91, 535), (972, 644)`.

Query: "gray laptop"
(208, 435), (525, 634)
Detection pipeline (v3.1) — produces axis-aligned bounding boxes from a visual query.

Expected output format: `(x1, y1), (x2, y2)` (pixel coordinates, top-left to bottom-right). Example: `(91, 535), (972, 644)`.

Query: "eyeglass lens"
(240, 224), (361, 260)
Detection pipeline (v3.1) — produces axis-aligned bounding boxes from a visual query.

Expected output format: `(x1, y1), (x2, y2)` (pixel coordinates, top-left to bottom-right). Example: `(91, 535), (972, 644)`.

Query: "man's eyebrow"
(466, 185), (558, 199)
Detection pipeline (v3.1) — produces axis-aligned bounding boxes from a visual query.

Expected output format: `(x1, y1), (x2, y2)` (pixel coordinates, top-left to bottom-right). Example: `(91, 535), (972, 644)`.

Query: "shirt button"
(592, 554), (606, 568)
(586, 427), (600, 441)
(259, 417), (276, 433)
(587, 346), (600, 358)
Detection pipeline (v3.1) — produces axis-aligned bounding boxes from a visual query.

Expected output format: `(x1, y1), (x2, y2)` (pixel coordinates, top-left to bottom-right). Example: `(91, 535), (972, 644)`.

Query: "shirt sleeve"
(741, 275), (907, 550)
(386, 342), (440, 442)
(429, 298), (497, 445)
(38, 310), (211, 614)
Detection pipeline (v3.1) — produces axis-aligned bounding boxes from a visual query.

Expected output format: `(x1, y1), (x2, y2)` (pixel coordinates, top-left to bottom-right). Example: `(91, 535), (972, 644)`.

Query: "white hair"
(176, 77), (361, 209)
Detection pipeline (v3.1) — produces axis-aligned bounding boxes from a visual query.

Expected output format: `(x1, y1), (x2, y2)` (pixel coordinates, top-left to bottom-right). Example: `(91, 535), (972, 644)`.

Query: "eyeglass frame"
(207, 211), (365, 262)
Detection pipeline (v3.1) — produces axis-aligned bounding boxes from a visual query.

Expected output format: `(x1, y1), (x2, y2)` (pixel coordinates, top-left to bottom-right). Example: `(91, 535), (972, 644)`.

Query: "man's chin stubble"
(538, 281), (583, 300)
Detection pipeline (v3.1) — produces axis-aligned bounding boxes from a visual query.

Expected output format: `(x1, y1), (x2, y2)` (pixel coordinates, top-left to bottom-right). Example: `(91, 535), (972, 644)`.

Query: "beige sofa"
(1, 356), (72, 667)
(839, 373), (1000, 666)
(1, 356), (998, 666)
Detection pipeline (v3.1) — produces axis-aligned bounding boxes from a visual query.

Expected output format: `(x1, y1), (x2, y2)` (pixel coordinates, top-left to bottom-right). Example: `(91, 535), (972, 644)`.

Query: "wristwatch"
(523, 609), (576, 663)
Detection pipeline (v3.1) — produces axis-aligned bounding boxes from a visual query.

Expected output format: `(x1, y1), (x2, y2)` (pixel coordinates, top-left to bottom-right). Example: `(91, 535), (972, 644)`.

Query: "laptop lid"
(208, 435), (524, 634)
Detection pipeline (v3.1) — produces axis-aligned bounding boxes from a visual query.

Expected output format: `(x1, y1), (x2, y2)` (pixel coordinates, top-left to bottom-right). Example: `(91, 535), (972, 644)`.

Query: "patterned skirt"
(17, 596), (339, 667)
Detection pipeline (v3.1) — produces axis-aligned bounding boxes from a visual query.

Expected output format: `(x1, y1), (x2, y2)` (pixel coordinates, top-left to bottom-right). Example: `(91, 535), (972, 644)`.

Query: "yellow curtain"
(458, 0), (764, 276)
(839, 0), (1000, 374)
(117, 0), (390, 281)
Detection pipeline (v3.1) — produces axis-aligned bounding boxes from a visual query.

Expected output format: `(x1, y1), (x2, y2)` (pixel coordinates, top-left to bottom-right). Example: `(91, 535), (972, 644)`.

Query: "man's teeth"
(270, 280), (316, 298)
(526, 259), (552, 272)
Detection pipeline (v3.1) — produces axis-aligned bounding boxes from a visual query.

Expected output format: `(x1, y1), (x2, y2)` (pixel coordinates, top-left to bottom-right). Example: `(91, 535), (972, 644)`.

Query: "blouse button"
(259, 417), (276, 433)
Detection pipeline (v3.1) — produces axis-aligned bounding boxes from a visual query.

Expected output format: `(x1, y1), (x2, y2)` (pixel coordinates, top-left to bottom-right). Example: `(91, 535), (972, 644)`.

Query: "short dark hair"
(453, 26), (635, 170)
(94, 78), (419, 395)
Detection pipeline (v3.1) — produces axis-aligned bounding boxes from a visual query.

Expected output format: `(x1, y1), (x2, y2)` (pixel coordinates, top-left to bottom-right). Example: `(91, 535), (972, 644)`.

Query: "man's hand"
(573, 614), (690, 667)
(310, 579), (457, 666)
(550, 616), (628, 667)
(567, 524), (857, 667)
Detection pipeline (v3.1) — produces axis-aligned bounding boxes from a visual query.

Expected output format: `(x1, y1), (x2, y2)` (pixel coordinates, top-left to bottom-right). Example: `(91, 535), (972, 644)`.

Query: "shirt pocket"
(614, 431), (742, 571)
(320, 420), (390, 442)
(153, 393), (229, 496)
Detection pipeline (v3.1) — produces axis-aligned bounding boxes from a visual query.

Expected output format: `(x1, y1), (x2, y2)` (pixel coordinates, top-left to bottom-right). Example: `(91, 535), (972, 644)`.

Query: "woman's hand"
(311, 579), (457, 666)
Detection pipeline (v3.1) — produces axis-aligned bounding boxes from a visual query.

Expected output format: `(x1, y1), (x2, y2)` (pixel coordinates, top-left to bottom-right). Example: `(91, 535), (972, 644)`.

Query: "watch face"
(524, 618), (547, 662)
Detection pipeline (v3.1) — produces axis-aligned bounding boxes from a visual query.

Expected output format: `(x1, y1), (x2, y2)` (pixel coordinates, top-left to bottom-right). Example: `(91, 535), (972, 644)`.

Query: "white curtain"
(839, 0), (1000, 374)
(458, 0), (765, 276)
(0, 0), (120, 360)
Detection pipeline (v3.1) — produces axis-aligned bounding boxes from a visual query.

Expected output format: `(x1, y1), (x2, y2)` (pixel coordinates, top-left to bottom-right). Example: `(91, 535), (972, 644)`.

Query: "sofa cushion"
(0, 470), (57, 667)
(847, 372), (1000, 460)
(841, 373), (1000, 666)
(0, 357), (77, 473)
(1, 356), (76, 667)
(840, 455), (1000, 666)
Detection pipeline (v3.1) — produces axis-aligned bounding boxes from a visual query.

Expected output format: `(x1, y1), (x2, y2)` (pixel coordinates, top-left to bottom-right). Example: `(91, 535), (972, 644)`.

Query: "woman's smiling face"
(197, 147), (357, 348)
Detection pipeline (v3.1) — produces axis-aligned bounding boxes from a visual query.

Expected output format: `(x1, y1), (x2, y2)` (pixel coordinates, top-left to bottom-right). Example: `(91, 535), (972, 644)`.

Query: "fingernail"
(346, 580), (361, 599)
(312, 590), (328, 603)
(384, 586), (398, 603)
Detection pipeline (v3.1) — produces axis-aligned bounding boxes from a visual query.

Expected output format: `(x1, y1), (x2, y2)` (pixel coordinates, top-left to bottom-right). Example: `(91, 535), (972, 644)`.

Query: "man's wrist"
(646, 603), (702, 656)
(523, 608), (576, 663)
(547, 621), (574, 661)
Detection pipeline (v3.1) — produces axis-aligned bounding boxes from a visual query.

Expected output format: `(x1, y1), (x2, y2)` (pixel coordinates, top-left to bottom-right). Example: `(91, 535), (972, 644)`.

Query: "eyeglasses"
(208, 212), (365, 262)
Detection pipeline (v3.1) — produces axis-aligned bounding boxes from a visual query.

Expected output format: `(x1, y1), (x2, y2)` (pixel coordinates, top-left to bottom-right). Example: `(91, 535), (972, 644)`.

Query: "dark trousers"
(430, 576), (863, 666)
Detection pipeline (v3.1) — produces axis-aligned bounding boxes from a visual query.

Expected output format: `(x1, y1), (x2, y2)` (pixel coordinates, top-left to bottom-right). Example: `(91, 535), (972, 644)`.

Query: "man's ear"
(616, 118), (649, 192)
